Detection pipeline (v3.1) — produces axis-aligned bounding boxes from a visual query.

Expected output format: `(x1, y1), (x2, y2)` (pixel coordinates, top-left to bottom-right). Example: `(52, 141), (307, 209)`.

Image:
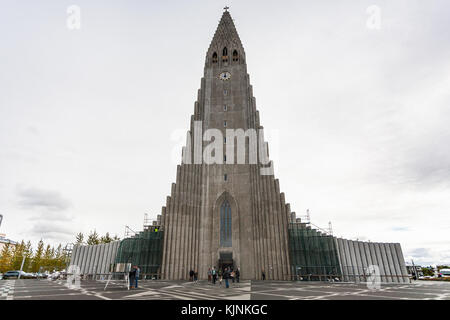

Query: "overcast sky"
(0, 0), (449, 266)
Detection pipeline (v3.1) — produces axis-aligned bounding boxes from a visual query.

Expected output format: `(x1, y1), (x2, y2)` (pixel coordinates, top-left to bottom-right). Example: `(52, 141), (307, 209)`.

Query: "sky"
(0, 0), (449, 266)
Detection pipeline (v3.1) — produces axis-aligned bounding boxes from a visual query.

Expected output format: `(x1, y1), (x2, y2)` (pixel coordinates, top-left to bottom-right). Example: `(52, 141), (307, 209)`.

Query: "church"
(69, 9), (409, 283)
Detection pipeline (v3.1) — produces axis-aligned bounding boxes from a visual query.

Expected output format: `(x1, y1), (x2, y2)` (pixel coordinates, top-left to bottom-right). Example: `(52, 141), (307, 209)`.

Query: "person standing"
(208, 268), (212, 282)
(231, 269), (235, 283)
(224, 268), (230, 288)
(129, 266), (136, 289)
(135, 266), (140, 289)
(218, 269), (223, 285)
(261, 269), (266, 281)
(189, 269), (194, 282)
(212, 267), (217, 284)
(194, 270), (198, 283)
(236, 268), (240, 283)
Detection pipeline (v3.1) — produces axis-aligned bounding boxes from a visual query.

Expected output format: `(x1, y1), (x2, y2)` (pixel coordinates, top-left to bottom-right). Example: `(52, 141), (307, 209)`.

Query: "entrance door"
(218, 252), (234, 272)
(218, 259), (234, 272)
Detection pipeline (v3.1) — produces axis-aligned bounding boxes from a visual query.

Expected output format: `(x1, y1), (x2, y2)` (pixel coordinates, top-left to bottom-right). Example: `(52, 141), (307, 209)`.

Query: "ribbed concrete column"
(78, 246), (86, 273)
(394, 243), (408, 283)
(169, 177), (180, 279)
(99, 244), (106, 275)
(70, 244), (79, 267)
(161, 196), (172, 279)
(379, 243), (392, 282)
(83, 246), (91, 274)
(80, 246), (88, 274)
(342, 239), (353, 281)
(363, 242), (373, 269)
(194, 165), (201, 275)
(97, 245), (104, 275)
(336, 239), (346, 281)
(266, 177), (280, 280)
(368, 242), (378, 274)
(360, 242), (370, 281)
(186, 165), (194, 277)
(387, 243), (400, 283)
(373, 243), (386, 282)
(179, 165), (189, 280)
(249, 166), (258, 279)
(385, 243), (397, 282)
(258, 174), (269, 280)
(91, 245), (99, 276)
(356, 241), (365, 281)
(105, 242), (113, 273)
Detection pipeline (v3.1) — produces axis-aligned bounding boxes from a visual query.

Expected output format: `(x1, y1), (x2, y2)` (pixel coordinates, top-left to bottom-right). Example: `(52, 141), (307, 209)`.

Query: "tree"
(75, 232), (84, 244)
(100, 232), (113, 244)
(42, 244), (54, 271)
(11, 240), (26, 270)
(32, 240), (45, 273)
(0, 243), (13, 273)
(87, 230), (100, 245)
(24, 241), (33, 272)
(422, 267), (434, 277)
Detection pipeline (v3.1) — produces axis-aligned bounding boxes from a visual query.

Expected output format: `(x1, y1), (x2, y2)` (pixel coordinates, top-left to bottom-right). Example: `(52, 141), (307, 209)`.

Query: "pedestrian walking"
(236, 268), (240, 283)
(219, 269), (223, 285)
(194, 270), (198, 283)
(189, 269), (194, 281)
(208, 268), (212, 282)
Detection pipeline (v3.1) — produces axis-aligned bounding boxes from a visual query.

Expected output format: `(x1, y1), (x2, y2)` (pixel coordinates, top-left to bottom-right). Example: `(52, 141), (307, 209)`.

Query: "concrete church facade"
(159, 9), (292, 280)
(69, 10), (409, 283)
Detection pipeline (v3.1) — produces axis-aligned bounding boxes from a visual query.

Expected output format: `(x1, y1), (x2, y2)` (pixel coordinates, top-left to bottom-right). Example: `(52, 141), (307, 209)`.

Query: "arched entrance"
(213, 191), (240, 273)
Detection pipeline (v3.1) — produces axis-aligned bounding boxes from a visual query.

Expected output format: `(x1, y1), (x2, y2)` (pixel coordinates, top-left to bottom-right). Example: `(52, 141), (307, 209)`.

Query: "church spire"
(206, 9), (245, 65)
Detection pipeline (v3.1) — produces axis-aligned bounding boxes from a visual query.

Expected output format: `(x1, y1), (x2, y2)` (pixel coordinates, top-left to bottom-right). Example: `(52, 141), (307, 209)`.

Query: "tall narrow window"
(220, 200), (232, 247)
(232, 50), (239, 62)
(212, 52), (218, 63)
(224, 105), (227, 111)
(222, 47), (228, 62)
(224, 120), (227, 127)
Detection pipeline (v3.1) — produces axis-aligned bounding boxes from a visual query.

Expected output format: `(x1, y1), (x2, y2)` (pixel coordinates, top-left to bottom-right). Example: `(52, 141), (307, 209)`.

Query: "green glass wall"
(115, 229), (163, 276)
(288, 223), (341, 280)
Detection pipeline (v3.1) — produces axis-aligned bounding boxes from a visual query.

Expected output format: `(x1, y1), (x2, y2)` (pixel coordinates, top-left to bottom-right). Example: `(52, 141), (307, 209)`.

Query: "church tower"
(69, 9), (410, 285)
(159, 9), (292, 280)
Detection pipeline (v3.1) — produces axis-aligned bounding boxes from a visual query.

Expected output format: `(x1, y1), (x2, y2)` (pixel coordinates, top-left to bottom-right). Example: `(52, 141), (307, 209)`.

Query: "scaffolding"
(288, 222), (342, 281)
(114, 229), (164, 279)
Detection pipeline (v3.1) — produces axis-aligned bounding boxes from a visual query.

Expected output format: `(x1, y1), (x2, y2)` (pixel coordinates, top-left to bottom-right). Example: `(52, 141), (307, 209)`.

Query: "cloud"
(391, 227), (409, 232)
(17, 186), (71, 212)
(15, 186), (77, 242)
(28, 221), (74, 241)
(405, 247), (450, 266)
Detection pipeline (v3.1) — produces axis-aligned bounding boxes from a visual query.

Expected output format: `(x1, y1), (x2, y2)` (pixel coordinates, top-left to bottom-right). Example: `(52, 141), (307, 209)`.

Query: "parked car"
(2, 271), (35, 279)
(48, 271), (61, 280)
(3, 271), (21, 279)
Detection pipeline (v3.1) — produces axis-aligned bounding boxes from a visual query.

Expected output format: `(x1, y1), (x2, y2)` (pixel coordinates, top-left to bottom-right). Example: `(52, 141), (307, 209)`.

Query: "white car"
(48, 272), (61, 280)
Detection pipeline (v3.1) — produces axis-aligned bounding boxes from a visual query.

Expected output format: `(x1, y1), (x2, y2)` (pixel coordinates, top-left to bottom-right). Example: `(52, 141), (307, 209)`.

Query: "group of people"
(128, 265), (140, 289)
(207, 267), (240, 288)
(189, 269), (199, 282)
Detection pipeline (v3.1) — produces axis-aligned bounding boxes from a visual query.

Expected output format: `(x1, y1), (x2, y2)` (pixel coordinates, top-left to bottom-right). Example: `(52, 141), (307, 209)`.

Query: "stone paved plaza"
(1, 279), (450, 300)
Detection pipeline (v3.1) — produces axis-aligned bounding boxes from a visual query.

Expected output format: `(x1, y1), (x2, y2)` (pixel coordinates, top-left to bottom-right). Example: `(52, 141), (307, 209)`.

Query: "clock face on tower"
(219, 71), (231, 81)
